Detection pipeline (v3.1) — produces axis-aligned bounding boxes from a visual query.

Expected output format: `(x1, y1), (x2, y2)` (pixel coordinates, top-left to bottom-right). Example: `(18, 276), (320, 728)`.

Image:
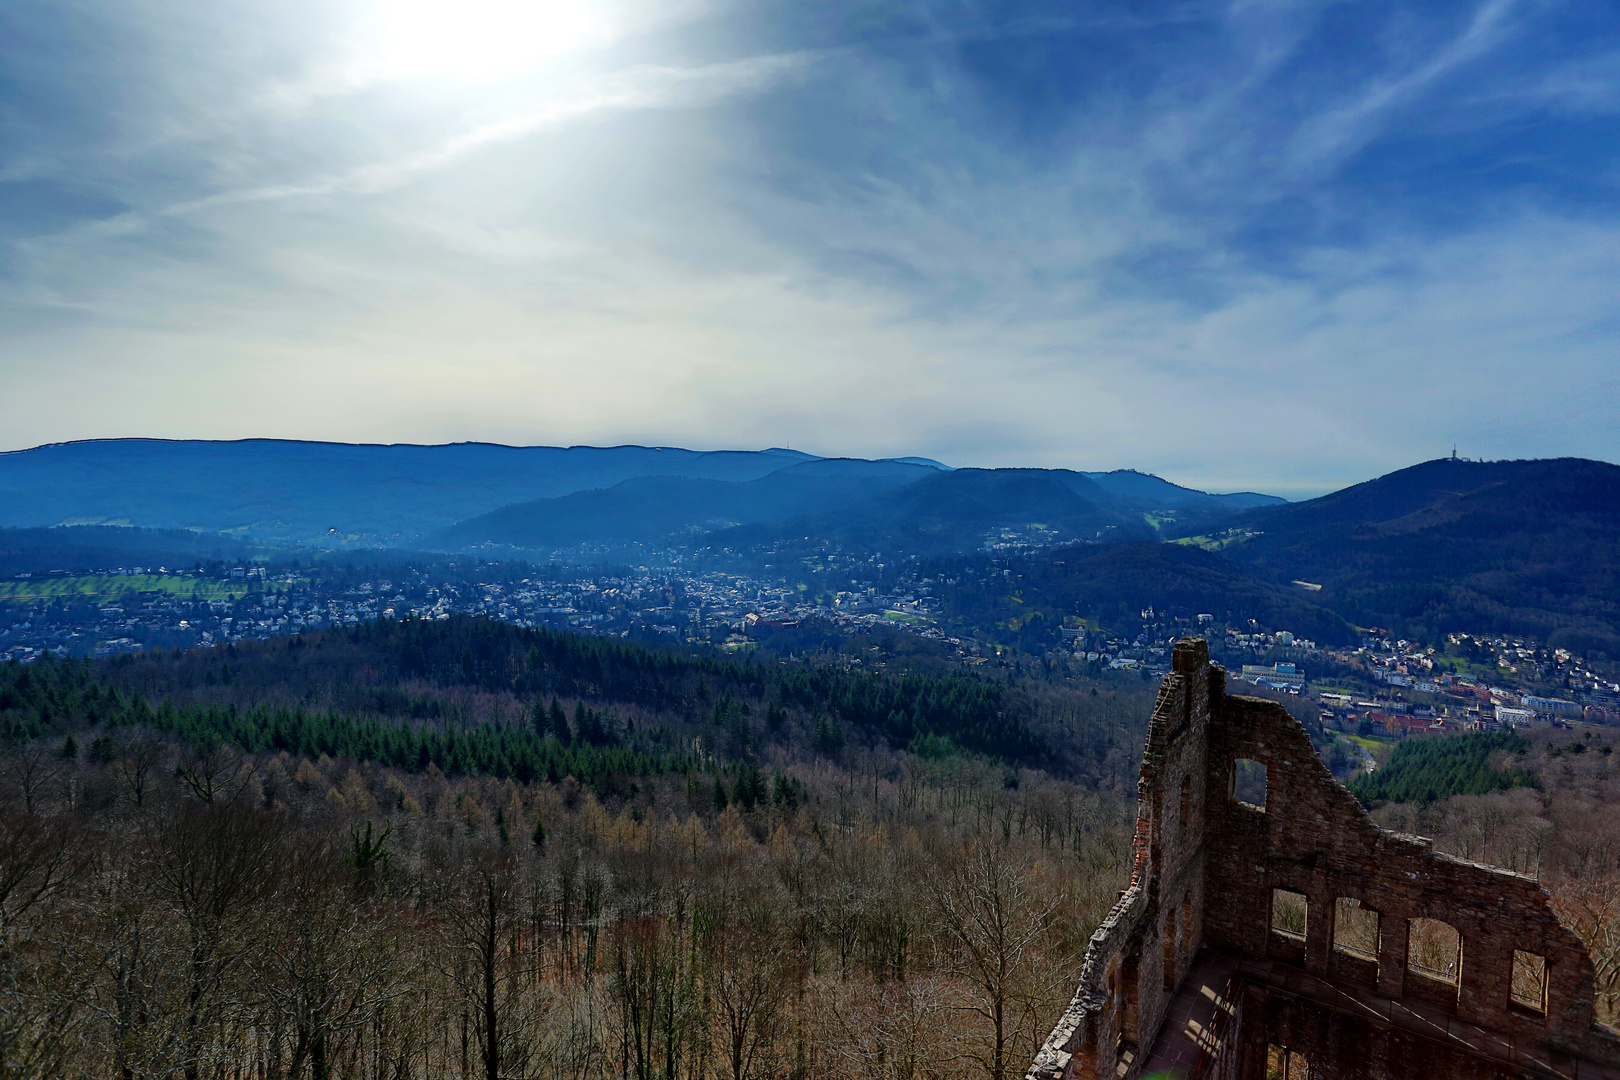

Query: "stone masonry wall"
(1027, 638), (1620, 1080)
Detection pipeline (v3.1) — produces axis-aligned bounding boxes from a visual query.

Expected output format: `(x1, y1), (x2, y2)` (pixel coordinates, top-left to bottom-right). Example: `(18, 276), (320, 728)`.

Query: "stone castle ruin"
(1029, 638), (1620, 1080)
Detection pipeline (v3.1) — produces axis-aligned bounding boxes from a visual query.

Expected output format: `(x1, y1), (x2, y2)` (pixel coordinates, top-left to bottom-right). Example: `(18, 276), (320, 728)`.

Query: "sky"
(1, 0), (1616, 498)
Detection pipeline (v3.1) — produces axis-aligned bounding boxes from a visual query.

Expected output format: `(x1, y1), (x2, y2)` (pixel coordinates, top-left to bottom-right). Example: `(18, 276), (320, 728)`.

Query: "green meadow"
(0, 573), (274, 604)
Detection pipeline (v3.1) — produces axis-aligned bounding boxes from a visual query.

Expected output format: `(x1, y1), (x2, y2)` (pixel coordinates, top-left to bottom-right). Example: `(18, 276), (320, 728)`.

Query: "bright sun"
(358, 0), (621, 81)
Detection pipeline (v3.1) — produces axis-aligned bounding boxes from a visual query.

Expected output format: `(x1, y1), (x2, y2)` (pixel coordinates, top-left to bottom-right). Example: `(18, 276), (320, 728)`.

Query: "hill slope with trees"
(1213, 457), (1620, 654)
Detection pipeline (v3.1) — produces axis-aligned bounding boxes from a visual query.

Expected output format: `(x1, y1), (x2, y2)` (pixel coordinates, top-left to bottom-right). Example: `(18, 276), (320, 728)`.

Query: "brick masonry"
(1027, 638), (1620, 1080)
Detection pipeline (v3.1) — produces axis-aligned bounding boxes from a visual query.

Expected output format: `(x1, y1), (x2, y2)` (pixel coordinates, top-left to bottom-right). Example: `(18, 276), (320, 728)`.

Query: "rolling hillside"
(0, 439), (1282, 558)
(432, 458), (941, 550)
(934, 541), (1357, 651)
(712, 468), (1148, 555)
(443, 466), (1285, 557)
(0, 525), (254, 577)
(1213, 457), (1620, 653)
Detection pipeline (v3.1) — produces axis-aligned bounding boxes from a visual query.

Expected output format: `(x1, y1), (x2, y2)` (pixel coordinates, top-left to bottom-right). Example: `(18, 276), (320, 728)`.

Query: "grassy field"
(1168, 529), (1261, 552)
(0, 574), (274, 604)
(1348, 733), (1399, 767)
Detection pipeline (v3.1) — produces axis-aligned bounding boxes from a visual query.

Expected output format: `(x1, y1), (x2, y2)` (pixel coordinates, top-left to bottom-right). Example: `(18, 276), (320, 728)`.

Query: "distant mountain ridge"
(0, 439), (824, 544)
(437, 464), (1287, 555)
(432, 458), (942, 550)
(6, 441), (1615, 655)
(0, 439), (1279, 552)
(1079, 470), (1280, 510)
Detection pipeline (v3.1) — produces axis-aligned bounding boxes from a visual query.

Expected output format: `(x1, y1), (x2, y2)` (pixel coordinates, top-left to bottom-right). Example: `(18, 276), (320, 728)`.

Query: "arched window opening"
(1407, 917), (1462, 985)
(1233, 758), (1267, 809)
(1271, 889), (1307, 941)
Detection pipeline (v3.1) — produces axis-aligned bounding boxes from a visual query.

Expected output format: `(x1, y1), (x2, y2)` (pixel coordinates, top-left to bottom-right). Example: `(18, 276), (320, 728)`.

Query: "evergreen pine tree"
(549, 697), (569, 741)
(771, 770), (800, 809)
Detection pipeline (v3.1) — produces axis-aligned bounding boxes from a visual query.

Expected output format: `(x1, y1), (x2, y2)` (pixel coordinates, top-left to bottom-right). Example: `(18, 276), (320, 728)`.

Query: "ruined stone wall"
(1205, 686), (1608, 1057)
(1028, 638), (1620, 1080)
(1027, 640), (1216, 1080)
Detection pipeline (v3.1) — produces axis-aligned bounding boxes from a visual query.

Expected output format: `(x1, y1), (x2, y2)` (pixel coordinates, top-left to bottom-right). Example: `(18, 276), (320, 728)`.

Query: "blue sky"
(1, 0), (1615, 497)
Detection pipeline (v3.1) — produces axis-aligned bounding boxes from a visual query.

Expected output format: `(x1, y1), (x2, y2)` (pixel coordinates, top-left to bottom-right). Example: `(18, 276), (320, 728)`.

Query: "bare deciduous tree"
(116, 735), (167, 808)
(2, 741), (64, 815)
(931, 840), (1061, 1080)
(256, 835), (409, 1080)
(153, 800), (283, 1080)
(0, 807), (92, 1079)
(174, 744), (247, 807)
(706, 898), (799, 1080)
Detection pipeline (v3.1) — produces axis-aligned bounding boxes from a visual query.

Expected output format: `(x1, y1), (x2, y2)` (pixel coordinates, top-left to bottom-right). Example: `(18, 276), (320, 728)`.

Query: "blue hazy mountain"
(441, 464), (1284, 555)
(432, 458), (942, 549)
(702, 467), (1143, 555)
(0, 438), (1284, 556)
(0, 439), (821, 543)
(1079, 470), (1281, 511)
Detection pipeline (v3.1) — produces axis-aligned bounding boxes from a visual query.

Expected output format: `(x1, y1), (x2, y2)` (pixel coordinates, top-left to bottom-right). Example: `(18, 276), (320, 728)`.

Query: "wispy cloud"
(1286, 0), (1521, 176)
(111, 55), (814, 225)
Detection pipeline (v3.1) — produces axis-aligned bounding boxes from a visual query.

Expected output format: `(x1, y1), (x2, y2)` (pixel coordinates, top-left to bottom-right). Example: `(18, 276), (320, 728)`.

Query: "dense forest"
(0, 617), (1157, 792)
(1348, 732), (1535, 806)
(0, 618), (1153, 1080)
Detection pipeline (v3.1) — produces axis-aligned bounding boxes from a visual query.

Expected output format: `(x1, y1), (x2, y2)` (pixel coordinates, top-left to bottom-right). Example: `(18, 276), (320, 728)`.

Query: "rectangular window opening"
(1266, 1044), (1311, 1080)
(1333, 897), (1379, 959)
(1511, 950), (1548, 1015)
(1270, 889), (1308, 941)
(1233, 757), (1267, 809)
(1179, 774), (1192, 830)
(1407, 917), (1461, 985)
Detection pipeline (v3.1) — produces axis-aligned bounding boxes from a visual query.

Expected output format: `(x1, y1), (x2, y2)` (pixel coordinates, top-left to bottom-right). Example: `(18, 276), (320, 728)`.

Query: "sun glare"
(359, 0), (621, 81)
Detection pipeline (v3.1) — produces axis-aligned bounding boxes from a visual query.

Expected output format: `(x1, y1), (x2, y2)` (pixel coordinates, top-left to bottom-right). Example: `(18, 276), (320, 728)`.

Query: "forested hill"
(1214, 456), (1620, 655)
(0, 617), (1106, 786)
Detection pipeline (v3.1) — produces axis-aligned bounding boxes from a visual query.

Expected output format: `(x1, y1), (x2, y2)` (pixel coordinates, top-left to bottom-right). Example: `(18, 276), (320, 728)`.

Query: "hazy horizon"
(7, 434), (1611, 504)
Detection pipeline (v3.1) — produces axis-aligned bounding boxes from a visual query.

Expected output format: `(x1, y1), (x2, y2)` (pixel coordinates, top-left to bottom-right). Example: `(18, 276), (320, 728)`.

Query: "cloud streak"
(50, 52), (811, 245)
(1286, 0), (1521, 176)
